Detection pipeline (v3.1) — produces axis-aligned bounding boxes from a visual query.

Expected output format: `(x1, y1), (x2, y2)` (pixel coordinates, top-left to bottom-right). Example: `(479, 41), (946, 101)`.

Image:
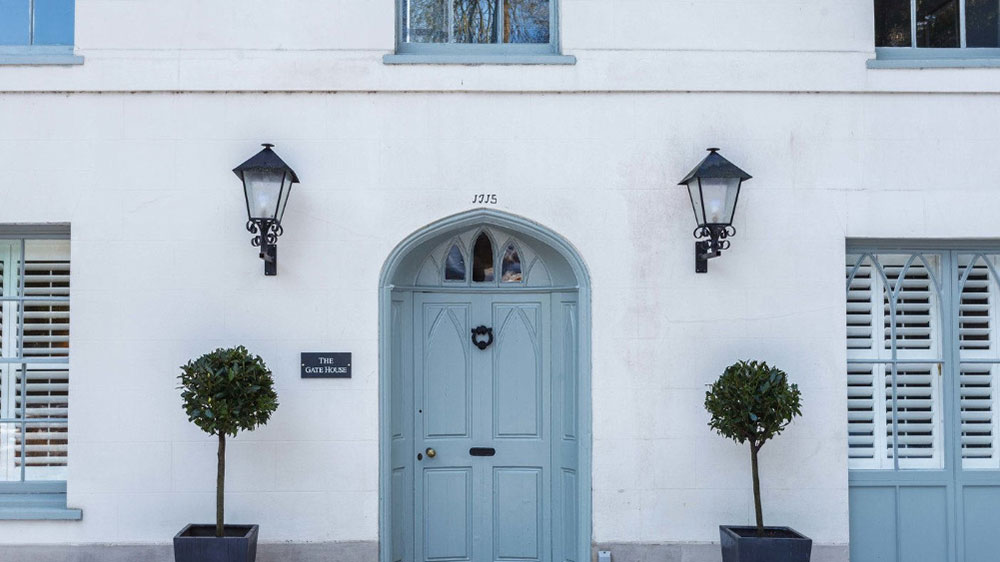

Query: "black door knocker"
(471, 326), (494, 350)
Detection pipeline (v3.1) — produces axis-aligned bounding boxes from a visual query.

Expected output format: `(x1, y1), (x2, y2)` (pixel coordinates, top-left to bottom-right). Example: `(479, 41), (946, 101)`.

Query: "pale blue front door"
(414, 292), (551, 562)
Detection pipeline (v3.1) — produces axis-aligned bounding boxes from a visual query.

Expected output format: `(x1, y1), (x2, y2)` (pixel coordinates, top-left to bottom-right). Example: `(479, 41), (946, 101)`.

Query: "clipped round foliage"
(704, 360), (802, 449)
(178, 346), (279, 437)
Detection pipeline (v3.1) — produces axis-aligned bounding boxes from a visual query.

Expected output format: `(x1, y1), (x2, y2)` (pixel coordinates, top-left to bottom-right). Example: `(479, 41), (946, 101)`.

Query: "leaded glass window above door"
(411, 227), (554, 288)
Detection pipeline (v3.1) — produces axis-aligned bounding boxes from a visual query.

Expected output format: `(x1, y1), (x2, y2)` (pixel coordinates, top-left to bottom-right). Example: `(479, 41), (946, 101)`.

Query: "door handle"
(425, 447), (437, 458)
(469, 447), (496, 456)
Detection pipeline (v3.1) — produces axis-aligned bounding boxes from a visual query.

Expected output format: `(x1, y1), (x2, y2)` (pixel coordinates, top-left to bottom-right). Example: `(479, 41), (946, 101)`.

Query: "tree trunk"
(217, 433), (226, 538)
(750, 443), (763, 535)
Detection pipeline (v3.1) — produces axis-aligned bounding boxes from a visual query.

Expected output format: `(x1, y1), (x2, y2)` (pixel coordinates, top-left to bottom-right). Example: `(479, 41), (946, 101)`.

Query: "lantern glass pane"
(243, 169), (285, 220)
(686, 180), (705, 226)
(698, 177), (741, 225)
(276, 173), (294, 223)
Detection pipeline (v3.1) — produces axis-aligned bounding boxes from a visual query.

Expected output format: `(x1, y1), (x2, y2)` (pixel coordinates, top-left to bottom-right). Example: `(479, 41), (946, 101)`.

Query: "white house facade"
(1, 1), (999, 561)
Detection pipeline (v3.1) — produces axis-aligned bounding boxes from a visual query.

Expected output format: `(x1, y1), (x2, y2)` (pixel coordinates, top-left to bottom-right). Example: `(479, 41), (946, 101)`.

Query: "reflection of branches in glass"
(874, 0), (912, 46)
(406, 0), (447, 43)
(917, 0), (960, 47)
(966, 0), (1000, 47)
(503, 0), (549, 43)
(454, 0), (498, 43)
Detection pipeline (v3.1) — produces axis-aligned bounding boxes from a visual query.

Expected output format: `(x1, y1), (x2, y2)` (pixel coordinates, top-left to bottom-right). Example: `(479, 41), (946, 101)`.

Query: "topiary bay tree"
(704, 360), (802, 536)
(178, 346), (279, 538)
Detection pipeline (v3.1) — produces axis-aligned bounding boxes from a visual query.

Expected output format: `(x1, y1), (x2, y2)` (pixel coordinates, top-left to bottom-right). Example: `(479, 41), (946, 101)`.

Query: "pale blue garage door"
(847, 245), (1000, 562)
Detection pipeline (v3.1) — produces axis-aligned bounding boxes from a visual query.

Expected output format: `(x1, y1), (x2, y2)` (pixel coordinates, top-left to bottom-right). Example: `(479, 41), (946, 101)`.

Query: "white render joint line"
(4, 88), (1000, 96)
(68, 47), (875, 55)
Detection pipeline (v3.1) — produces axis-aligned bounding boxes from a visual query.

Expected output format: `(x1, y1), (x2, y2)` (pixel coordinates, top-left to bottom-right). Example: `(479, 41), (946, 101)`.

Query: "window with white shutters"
(0, 238), (70, 484)
(846, 252), (944, 470)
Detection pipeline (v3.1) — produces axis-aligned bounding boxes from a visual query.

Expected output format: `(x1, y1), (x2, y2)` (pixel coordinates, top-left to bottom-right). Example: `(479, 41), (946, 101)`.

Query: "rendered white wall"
(5, 0), (1000, 95)
(0, 90), (998, 548)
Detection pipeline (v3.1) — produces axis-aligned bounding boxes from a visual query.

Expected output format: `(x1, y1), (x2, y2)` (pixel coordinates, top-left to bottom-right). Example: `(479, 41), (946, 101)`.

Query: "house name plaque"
(301, 352), (351, 378)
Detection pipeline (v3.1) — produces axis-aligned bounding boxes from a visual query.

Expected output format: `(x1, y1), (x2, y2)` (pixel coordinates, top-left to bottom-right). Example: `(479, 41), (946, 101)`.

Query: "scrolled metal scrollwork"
(693, 224), (736, 241)
(246, 220), (284, 248)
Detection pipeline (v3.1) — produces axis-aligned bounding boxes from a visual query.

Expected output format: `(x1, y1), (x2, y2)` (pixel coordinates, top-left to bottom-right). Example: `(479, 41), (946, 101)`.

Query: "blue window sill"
(869, 47), (1000, 68)
(0, 506), (82, 520)
(0, 482), (81, 520)
(383, 53), (576, 65)
(0, 46), (83, 66)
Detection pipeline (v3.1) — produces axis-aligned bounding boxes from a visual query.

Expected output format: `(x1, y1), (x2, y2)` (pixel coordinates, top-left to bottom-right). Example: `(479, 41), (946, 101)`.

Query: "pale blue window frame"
(0, 0), (82, 65)
(384, 0), (576, 64)
(0, 226), (79, 521)
(870, 0), (1000, 68)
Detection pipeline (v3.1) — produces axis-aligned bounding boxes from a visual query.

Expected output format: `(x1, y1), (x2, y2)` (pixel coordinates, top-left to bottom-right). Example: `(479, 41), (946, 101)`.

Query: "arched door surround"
(378, 209), (591, 562)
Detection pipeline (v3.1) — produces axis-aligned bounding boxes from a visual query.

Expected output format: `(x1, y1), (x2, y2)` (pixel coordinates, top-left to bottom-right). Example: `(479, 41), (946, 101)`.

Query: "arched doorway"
(378, 209), (591, 562)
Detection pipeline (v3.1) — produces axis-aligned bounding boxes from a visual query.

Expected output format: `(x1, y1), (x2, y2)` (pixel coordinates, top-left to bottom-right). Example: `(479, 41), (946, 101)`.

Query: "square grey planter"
(719, 525), (812, 562)
(174, 524), (259, 562)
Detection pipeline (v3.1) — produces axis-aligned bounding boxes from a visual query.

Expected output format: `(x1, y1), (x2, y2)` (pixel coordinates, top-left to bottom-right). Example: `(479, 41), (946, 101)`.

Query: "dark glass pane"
(501, 244), (522, 283)
(967, 0), (1000, 47)
(503, 0), (549, 43)
(404, 0), (447, 43)
(875, 0), (913, 46)
(445, 245), (466, 281)
(454, 0), (498, 43)
(472, 234), (494, 282)
(917, 0), (960, 47)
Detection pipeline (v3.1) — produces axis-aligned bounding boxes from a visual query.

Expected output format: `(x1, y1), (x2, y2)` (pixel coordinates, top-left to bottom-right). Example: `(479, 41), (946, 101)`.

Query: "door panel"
(898, 487), (949, 562)
(962, 486), (1000, 561)
(423, 305), (472, 438)
(849, 487), (897, 562)
(424, 468), (473, 561)
(493, 304), (542, 438)
(494, 467), (542, 561)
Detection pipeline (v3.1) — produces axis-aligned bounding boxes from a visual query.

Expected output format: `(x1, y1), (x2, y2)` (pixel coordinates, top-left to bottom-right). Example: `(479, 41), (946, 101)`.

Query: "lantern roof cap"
(233, 143), (300, 183)
(678, 148), (751, 185)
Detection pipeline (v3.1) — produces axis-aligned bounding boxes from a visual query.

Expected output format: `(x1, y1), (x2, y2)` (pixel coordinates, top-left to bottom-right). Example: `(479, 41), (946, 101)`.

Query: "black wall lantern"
(233, 144), (299, 276)
(678, 148), (751, 273)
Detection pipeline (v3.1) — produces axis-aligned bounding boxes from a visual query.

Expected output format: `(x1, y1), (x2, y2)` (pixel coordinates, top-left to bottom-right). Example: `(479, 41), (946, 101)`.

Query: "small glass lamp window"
(501, 243), (523, 282)
(445, 244), (466, 281)
(472, 233), (495, 282)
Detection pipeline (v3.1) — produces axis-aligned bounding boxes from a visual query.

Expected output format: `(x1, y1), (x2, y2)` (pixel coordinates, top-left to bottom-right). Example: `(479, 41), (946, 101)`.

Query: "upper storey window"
(388, 0), (573, 64)
(0, 0), (80, 65)
(877, 0), (999, 48)
(405, 0), (550, 44)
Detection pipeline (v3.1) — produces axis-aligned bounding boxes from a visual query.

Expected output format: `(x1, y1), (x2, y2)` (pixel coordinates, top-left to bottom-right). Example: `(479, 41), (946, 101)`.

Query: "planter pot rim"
(720, 525), (810, 540)
(174, 523), (259, 540)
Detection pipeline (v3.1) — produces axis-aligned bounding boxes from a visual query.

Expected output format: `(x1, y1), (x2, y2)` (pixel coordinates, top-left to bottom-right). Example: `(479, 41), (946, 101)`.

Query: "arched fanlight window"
(501, 243), (523, 283)
(472, 233), (495, 282)
(444, 244), (466, 281)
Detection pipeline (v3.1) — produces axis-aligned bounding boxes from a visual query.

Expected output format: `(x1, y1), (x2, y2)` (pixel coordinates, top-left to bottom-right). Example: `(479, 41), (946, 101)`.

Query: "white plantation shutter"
(883, 260), (935, 351)
(958, 255), (1000, 469)
(890, 363), (938, 462)
(847, 363), (880, 460)
(0, 239), (70, 483)
(847, 258), (874, 351)
(846, 253), (943, 470)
